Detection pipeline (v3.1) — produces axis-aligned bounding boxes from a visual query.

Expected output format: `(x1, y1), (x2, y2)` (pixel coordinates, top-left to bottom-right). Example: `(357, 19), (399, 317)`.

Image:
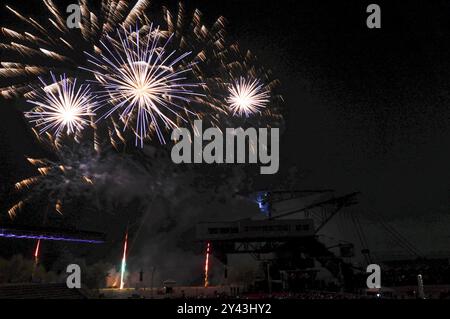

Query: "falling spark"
(25, 73), (96, 136)
(8, 201), (24, 218)
(39, 48), (68, 62)
(82, 176), (93, 184)
(204, 242), (211, 288)
(120, 231), (128, 290)
(226, 77), (270, 117)
(15, 177), (39, 190)
(83, 24), (202, 146)
(55, 199), (63, 215)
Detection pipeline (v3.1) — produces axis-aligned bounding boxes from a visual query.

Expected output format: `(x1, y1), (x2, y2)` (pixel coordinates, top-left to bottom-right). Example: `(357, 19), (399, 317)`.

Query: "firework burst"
(8, 140), (98, 219)
(25, 73), (96, 136)
(4, 1), (285, 226)
(226, 76), (270, 117)
(1, 0), (284, 148)
(0, 0), (153, 98)
(83, 24), (203, 146)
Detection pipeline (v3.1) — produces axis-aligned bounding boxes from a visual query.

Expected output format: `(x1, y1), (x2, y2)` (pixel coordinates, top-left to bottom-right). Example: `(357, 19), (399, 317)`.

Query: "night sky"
(2, 0), (450, 251)
(190, 0), (450, 223)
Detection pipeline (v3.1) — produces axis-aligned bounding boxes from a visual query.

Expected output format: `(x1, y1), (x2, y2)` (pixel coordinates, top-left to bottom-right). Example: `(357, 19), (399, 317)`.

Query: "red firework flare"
(204, 242), (211, 288)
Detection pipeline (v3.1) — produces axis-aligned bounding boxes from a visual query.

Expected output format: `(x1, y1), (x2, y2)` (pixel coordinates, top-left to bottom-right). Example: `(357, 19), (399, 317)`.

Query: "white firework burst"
(83, 24), (203, 147)
(226, 77), (271, 117)
(26, 73), (96, 135)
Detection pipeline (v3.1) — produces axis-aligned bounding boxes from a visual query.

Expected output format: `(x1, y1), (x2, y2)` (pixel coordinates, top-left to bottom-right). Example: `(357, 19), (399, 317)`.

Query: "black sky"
(194, 0), (450, 221)
(2, 0), (450, 228)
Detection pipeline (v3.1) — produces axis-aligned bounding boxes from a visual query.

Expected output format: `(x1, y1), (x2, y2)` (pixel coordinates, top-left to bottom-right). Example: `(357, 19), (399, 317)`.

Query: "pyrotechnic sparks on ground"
(226, 77), (270, 117)
(25, 73), (96, 136)
(83, 24), (203, 146)
(204, 242), (211, 288)
(120, 231), (128, 290)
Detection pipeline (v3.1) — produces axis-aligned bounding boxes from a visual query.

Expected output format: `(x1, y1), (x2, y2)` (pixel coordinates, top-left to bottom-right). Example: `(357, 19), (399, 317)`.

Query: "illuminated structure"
(196, 190), (359, 291)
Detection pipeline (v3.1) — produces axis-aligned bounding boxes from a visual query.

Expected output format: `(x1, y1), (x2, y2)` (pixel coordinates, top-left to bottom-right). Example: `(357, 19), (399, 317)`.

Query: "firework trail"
(204, 241), (211, 288)
(120, 230), (128, 290)
(34, 239), (41, 264)
(83, 24), (203, 146)
(31, 239), (41, 281)
(25, 72), (96, 136)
